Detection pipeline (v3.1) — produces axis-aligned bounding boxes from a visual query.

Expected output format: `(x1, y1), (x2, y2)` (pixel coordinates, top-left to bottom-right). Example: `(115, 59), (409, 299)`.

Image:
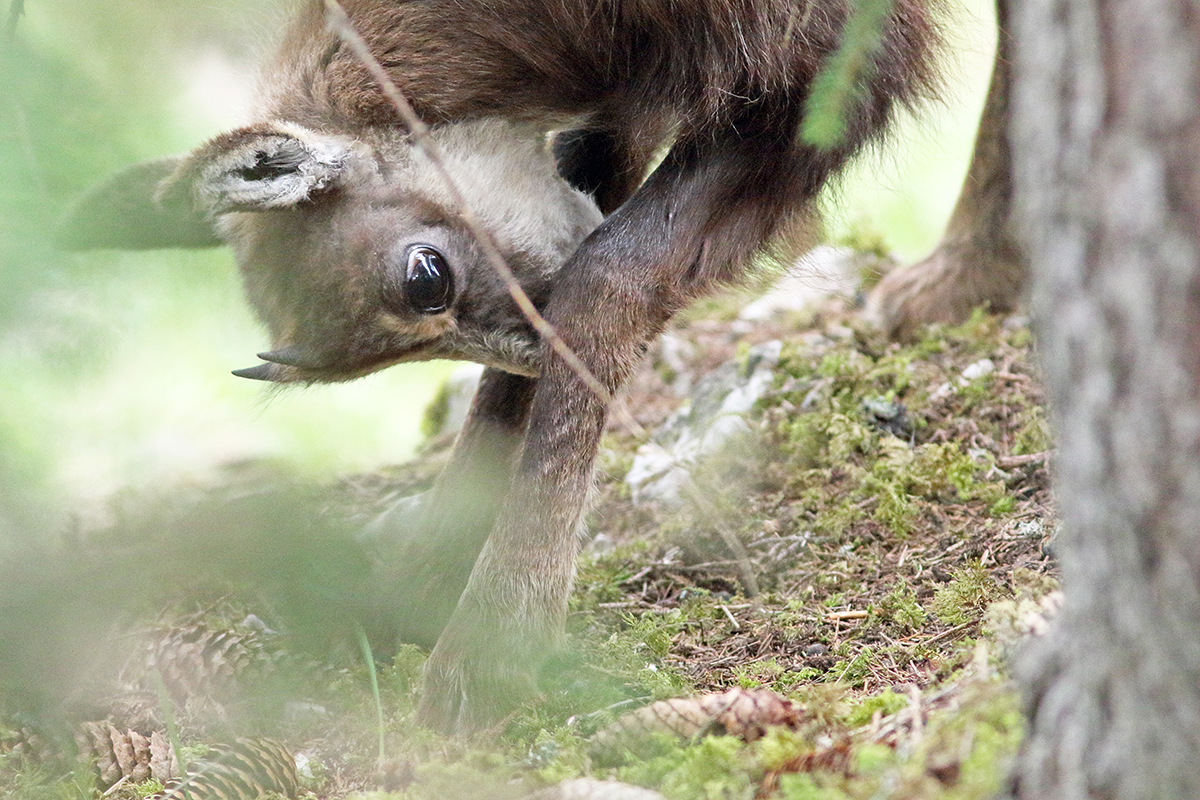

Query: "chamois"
(64, 0), (940, 732)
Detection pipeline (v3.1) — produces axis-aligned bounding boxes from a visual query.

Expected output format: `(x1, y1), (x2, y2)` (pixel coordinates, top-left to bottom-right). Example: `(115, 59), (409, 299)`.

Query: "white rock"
(625, 340), (781, 506)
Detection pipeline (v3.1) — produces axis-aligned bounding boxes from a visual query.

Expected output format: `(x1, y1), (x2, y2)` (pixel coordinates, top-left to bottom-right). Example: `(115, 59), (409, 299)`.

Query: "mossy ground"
(1, 300), (1057, 800)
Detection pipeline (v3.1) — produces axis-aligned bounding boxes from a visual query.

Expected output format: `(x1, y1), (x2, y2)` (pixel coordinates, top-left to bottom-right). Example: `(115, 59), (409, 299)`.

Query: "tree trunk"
(1006, 0), (1200, 797)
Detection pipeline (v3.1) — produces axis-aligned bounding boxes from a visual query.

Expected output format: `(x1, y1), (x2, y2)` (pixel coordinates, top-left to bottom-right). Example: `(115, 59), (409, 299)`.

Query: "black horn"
(231, 363), (281, 382)
(257, 346), (319, 367)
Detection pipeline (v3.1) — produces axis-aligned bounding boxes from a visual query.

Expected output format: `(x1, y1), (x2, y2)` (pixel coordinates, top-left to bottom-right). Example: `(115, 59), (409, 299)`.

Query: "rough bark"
(1006, 0), (1200, 797)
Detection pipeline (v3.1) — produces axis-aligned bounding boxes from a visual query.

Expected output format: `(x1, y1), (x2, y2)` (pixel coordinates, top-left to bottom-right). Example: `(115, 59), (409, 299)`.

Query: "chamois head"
(62, 119), (602, 382)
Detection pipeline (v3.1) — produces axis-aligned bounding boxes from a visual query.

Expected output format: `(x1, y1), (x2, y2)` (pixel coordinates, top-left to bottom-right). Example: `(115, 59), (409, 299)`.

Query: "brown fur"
(63, 0), (942, 731)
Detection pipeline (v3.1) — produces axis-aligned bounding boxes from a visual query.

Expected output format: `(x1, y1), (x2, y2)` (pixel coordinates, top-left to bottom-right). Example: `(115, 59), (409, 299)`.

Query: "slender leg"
(366, 367), (536, 649)
(867, 0), (1025, 340)
(366, 127), (651, 656)
(416, 124), (856, 731)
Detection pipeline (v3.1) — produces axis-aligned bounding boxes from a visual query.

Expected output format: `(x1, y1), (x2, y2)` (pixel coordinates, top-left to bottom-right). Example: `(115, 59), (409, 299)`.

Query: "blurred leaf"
(801, 0), (895, 150)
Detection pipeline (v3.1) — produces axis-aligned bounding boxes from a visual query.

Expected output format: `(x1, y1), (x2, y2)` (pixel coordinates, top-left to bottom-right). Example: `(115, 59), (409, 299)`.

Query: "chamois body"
(64, 0), (940, 731)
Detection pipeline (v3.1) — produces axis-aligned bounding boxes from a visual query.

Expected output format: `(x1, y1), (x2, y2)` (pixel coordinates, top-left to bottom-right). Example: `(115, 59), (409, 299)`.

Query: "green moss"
(908, 443), (972, 499)
(1008, 567), (1059, 602)
(624, 611), (685, 660)
(950, 694), (1024, 796)
(753, 728), (811, 773)
(780, 772), (853, 800)
(572, 542), (656, 613)
(526, 727), (589, 785)
(822, 592), (846, 609)
(932, 564), (999, 626)
(876, 583), (927, 633)
(863, 472), (917, 536)
(380, 643), (427, 701)
(1012, 407), (1053, 456)
(1007, 325), (1033, 349)
(133, 779), (166, 798)
(404, 757), (529, 800)
(847, 690), (909, 727)
(826, 413), (875, 463)
(943, 308), (1004, 355)
(586, 615), (690, 701)
(0, 757), (96, 800)
(853, 743), (898, 773)
(988, 495), (1016, 516)
(835, 221), (891, 261)
(619, 736), (757, 800)
(783, 415), (830, 469)
(812, 499), (866, 537)
(829, 649), (873, 687)
(731, 658), (787, 689)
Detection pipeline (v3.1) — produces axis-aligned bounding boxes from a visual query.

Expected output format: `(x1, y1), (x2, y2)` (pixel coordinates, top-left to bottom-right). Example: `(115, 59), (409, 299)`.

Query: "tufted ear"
(58, 123), (354, 252)
(160, 122), (354, 215)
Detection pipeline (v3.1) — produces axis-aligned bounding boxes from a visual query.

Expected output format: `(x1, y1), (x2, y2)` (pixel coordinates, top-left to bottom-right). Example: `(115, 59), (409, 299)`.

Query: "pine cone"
(76, 722), (177, 788)
(138, 622), (266, 712)
(159, 737), (298, 800)
(591, 688), (805, 758)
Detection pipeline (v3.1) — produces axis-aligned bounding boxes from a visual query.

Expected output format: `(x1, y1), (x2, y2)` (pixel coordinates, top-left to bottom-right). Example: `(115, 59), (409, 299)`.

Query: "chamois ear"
(159, 122), (353, 215)
(56, 157), (223, 251)
(58, 123), (354, 253)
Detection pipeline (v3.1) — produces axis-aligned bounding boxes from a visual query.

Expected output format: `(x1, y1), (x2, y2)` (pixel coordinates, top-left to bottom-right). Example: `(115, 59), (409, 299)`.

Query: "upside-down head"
(62, 118), (602, 382)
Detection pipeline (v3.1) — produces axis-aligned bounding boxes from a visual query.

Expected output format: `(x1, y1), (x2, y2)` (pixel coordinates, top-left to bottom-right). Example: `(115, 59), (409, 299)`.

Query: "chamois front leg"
(416, 130), (847, 732)
(366, 367), (536, 650)
(415, 263), (652, 733)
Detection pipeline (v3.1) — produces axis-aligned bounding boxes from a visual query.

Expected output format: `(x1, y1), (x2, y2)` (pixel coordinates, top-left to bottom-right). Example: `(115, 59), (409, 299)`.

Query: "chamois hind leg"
(867, 1), (1026, 340)
(416, 125), (854, 732)
(364, 367), (536, 650)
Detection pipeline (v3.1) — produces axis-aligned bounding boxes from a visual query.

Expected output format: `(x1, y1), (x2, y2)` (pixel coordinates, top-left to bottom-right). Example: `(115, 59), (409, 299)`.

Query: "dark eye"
(404, 245), (453, 314)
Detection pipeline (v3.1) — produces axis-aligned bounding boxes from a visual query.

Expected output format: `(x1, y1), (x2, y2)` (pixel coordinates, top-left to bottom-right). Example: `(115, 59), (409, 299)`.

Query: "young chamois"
(64, 0), (940, 732)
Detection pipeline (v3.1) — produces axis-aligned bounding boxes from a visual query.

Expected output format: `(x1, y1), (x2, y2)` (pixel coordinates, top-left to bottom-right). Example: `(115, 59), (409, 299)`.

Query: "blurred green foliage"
(1, 0), (456, 544)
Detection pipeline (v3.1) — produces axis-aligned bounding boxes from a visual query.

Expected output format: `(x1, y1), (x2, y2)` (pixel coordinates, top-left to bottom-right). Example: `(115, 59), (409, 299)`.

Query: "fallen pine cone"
(158, 737), (298, 800)
(76, 721), (176, 788)
(591, 687), (805, 758)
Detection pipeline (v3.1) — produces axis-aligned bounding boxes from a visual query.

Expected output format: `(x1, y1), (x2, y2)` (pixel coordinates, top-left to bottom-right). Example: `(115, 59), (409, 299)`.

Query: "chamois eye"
(404, 245), (453, 314)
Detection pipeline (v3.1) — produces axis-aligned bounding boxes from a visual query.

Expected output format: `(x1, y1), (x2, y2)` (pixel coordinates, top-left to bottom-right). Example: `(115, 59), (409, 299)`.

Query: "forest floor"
(1, 277), (1059, 800)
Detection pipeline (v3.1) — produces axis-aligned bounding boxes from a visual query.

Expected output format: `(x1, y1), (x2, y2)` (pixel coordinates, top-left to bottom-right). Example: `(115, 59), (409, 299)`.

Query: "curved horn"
(257, 346), (321, 368)
(232, 363), (282, 382)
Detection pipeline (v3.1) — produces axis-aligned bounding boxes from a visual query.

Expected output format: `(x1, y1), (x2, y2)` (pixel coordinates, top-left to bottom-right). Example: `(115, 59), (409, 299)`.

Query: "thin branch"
(322, 0), (615, 409)
(997, 451), (1050, 468)
(323, 0), (761, 596)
